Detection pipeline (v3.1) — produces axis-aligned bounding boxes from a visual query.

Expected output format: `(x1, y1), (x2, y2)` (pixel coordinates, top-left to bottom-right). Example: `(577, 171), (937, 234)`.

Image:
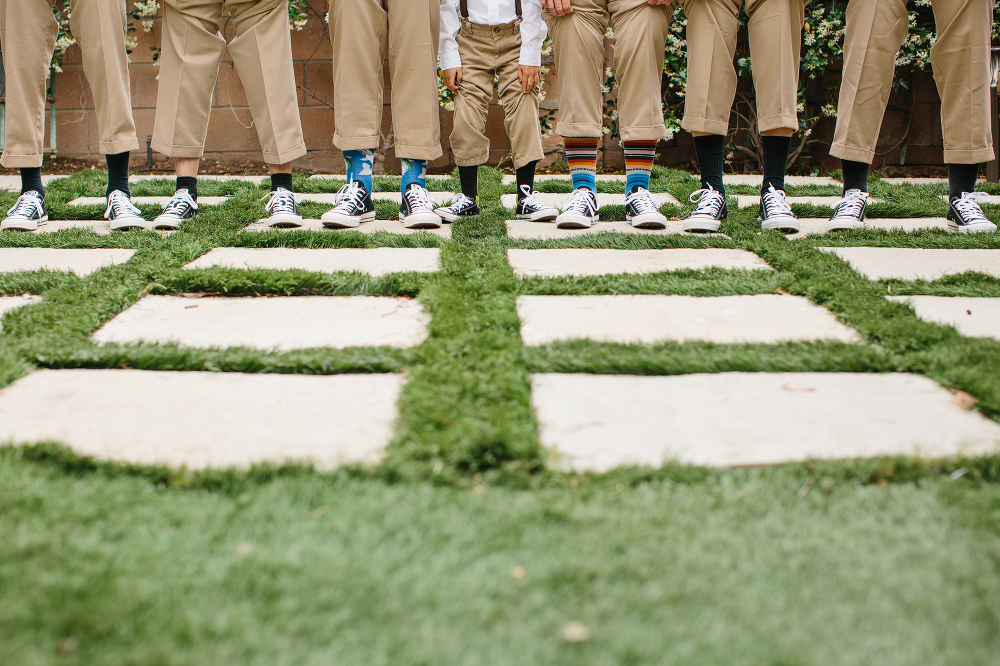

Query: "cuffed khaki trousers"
(832, 0), (994, 164)
(681, 0), (804, 135)
(0, 0), (137, 168)
(451, 22), (545, 169)
(329, 0), (442, 161)
(543, 0), (671, 141)
(152, 0), (306, 164)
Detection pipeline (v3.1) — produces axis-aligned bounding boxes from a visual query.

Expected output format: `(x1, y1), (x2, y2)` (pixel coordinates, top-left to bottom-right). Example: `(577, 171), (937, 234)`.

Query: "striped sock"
(624, 140), (657, 192)
(564, 137), (599, 191)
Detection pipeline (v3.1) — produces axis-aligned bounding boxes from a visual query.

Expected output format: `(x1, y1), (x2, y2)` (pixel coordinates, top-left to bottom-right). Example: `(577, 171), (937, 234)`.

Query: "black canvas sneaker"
(153, 189), (198, 231)
(515, 184), (558, 222)
(683, 185), (727, 233)
(625, 186), (668, 229)
(399, 183), (441, 229)
(948, 191), (996, 234)
(827, 189), (869, 232)
(1, 191), (47, 232)
(106, 190), (147, 231)
(759, 185), (800, 234)
(322, 180), (375, 228)
(263, 188), (303, 228)
(435, 193), (479, 222)
(555, 187), (599, 229)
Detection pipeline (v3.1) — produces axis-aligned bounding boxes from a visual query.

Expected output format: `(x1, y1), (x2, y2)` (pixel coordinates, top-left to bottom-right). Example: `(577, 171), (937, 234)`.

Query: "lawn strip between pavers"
(880, 273), (1000, 298)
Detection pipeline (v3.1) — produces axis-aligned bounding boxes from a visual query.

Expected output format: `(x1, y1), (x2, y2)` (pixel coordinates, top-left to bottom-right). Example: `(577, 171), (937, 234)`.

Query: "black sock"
(459, 166), (478, 200)
(516, 161), (538, 202)
(20, 168), (44, 198)
(841, 160), (870, 193)
(105, 152), (131, 197)
(948, 163), (981, 200)
(693, 134), (725, 195)
(176, 176), (198, 201)
(760, 136), (791, 196)
(271, 172), (293, 192)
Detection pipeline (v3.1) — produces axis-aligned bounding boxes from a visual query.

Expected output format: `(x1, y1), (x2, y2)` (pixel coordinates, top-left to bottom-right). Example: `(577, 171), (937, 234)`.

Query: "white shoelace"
(404, 186), (436, 214)
(761, 185), (794, 218)
(445, 193), (474, 211)
(6, 192), (44, 219)
(161, 189), (198, 217)
(332, 181), (367, 213)
(263, 188), (300, 215)
(952, 191), (990, 222)
(689, 186), (725, 217)
(562, 187), (597, 214)
(519, 185), (546, 212)
(105, 190), (142, 219)
(830, 189), (869, 218)
(625, 187), (660, 215)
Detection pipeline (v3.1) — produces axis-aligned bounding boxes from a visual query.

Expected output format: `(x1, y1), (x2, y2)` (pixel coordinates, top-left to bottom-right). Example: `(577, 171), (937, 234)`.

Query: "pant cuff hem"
(620, 126), (667, 142)
(556, 122), (603, 138)
(395, 143), (444, 162)
(151, 138), (204, 159)
(0, 154), (45, 169)
(943, 148), (996, 164)
(756, 115), (799, 133)
(513, 152), (545, 170)
(454, 154), (490, 167)
(263, 143), (308, 165)
(98, 137), (140, 155)
(334, 134), (380, 152)
(829, 142), (874, 164)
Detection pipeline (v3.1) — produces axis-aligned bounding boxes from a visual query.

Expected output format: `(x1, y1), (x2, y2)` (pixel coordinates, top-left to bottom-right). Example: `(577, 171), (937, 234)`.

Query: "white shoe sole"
(321, 210), (373, 228)
(683, 217), (721, 233)
(266, 213), (303, 229)
(518, 208), (558, 222)
(827, 217), (864, 232)
(109, 215), (148, 232)
(761, 215), (800, 234)
(628, 212), (668, 230)
(1, 215), (46, 232)
(435, 209), (465, 223)
(949, 221), (997, 234)
(401, 212), (442, 229)
(555, 212), (597, 229)
(152, 215), (190, 231)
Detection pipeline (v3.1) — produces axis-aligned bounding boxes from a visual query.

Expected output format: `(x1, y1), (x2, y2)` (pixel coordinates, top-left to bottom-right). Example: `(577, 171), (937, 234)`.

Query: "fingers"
(542, 0), (573, 16)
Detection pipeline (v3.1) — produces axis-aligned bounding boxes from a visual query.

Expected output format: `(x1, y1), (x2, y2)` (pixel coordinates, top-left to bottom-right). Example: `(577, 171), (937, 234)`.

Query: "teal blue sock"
(344, 149), (374, 193)
(400, 158), (427, 193)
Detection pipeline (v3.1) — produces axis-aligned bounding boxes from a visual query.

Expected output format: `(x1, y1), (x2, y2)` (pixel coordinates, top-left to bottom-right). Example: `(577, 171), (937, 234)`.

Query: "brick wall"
(40, 14), (954, 174)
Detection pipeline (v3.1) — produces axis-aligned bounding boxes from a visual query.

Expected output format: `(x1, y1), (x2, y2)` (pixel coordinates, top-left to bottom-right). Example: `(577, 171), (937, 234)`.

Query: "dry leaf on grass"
(511, 566), (526, 579)
(951, 391), (978, 411)
(563, 621), (591, 643)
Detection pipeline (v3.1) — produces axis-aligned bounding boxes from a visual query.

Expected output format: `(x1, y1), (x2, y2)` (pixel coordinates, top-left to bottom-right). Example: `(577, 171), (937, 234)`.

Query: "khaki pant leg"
(745, 0), (804, 133)
(386, 0), (442, 160)
(69, 0), (138, 155)
(679, 0), (741, 135)
(543, 0), (609, 138)
(830, 0), (909, 163)
(497, 28), (545, 168)
(0, 0), (57, 168)
(226, 0), (306, 164)
(450, 26), (496, 167)
(330, 0), (386, 151)
(930, 0), (994, 164)
(152, 0), (227, 158)
(608, 0), (671, 141)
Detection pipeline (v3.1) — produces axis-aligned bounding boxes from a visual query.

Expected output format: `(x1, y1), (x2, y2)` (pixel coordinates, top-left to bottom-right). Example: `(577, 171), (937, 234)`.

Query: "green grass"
(2, 167), (1000, 661)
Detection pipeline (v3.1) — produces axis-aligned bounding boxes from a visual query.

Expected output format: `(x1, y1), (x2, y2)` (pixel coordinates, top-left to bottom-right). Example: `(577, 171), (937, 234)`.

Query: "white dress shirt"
(439, 0), (547, 71)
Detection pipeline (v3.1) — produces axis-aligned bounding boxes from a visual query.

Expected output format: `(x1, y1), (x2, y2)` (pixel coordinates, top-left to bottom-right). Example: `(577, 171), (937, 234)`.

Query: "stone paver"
(888, 295), (1000, 340)
(67, 196), (229, 206)
(507, 248), (771, 277)
(129, 174), (269, 184)
(786, 217), (950, 238)
(0, 295), (41, 327)
(93, 295), (430, 350)
(501, 192), (680, 209)
(0, 175), (65, 190)
(0, 248), (135, 276)
(735, 194), (883, 208)
(0, 369), (402, 469)
(299, 191), (455, 206)
(244, 218), (452, 237)
(309, 174), (454, 183)
(820, 247), (1000, 281)
(881, 177), (984, 185)
(517, 295), (858, 345)
(532, 372), (1000, 471)
(501, 174), (628, 185)
(505, 220), (717, 238)
(185, 247), (441, 276)
(723, 175), (840, 187)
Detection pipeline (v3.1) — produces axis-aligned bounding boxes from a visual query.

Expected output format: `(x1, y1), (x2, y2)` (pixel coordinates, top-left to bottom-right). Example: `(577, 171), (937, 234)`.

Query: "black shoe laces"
(830, 189), (868, 219)
(7, 192), (44, 219)
(953, 192), (990, 222)
(404, 186), (435, 214)
(626, 187), (660, 215)
(333, 181), (367, 213)
(689, 187), (725, 217)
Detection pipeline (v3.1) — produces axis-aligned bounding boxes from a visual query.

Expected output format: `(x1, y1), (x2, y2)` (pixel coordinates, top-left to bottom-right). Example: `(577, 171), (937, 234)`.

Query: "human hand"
(648, 0), (675, 7)
(541, 0), (573, 16)
(519, 65), (541, 93)
(443, 67), (463, 93)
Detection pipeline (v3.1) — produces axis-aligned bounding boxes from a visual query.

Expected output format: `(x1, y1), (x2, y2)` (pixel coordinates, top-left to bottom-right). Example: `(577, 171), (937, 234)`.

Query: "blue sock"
(400, 158), (427, 193)
(344, 149), (374, 193)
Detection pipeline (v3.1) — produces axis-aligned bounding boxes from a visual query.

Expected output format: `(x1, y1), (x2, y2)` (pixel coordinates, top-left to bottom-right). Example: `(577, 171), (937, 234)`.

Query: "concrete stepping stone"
(881, 177), (983, 185)
(723, 175), (840, 187)
(299, 191), (455, 206)
(820, 247), (1000, 281)
(735, 194), (883, 208)
(67, 196), (229, 207)
(0, 369), (402, 470)
(2, 220), (176, 236)
(309, 174), (454, 183)
(505, 220), (717, 238)
(0, 175), (65, 190)
(129, 174), (270, 184)
(501, 174), (628, 185)
(532, 372), (1000, 471)
(0, 248), (135, 276)
(507, 248), (771, 278)
(786, 217), (950, 238)
(185, 247), (441, 276)
(94, 295), (430, 350)
(888, 296), (1000, 340)
(0, 295), (41, 328)
(501, 192), (680, 209)
(517, 294), (858, 345)
(244, 218), (451, 237)
(940, 194), (1000, 205)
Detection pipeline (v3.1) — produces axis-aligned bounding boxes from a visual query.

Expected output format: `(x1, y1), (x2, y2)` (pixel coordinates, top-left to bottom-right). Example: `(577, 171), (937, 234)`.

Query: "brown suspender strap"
(460, 0), (522, 21)
(515, 0), (522, 20)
